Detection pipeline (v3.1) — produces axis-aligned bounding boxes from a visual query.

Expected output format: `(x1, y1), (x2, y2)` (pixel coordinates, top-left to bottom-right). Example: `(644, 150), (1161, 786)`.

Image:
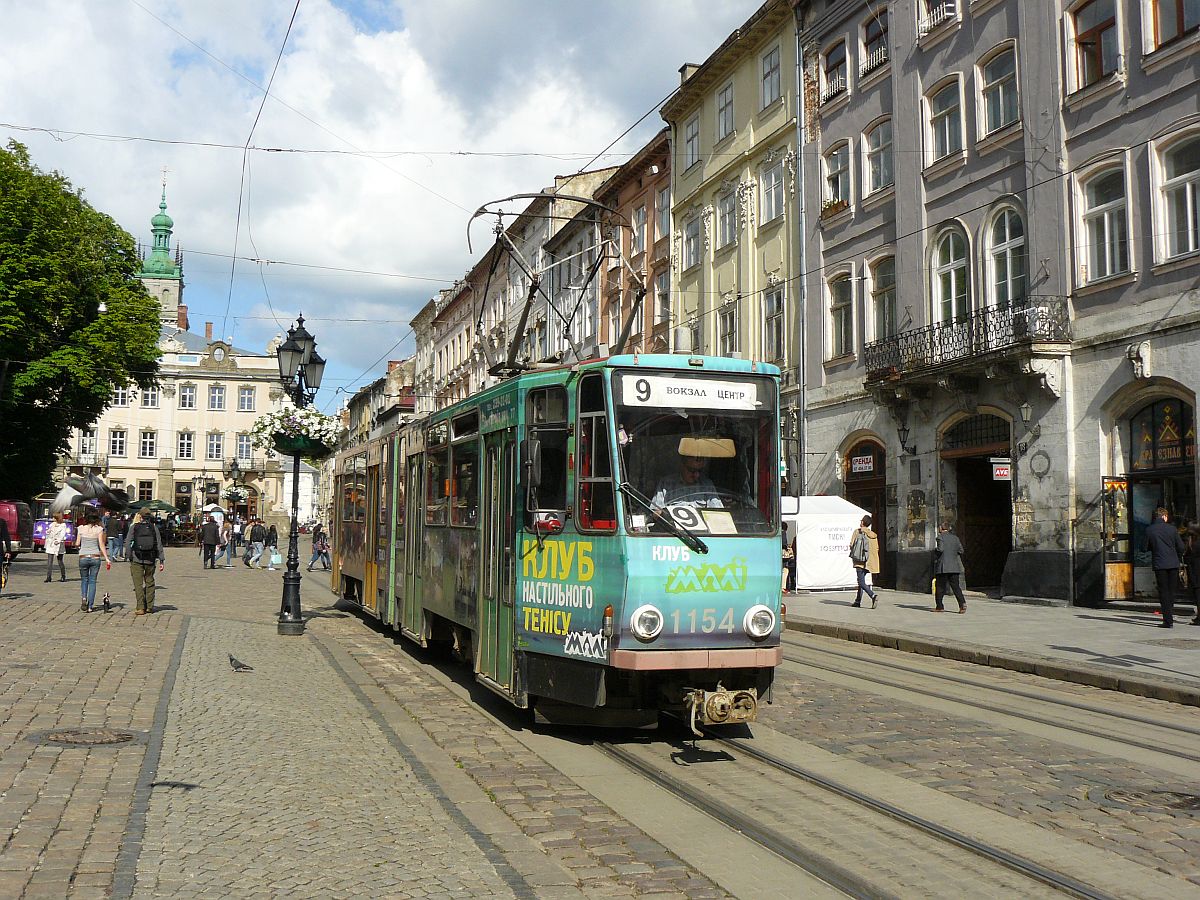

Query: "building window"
(865, 119), (894, 193)
(656, 187), (670, 238)
(683, 217), (701, 269)
(862, 13), (889, 74)
(718, 305), (738, 356)
(1154, 0), (1200, 46)
(933, 230), (969, 321)
(80, 428), (96, 456)
(871, 256), (897, 340)
(829, 276), (853, 357)
(981, 48), (1019, 135)
(138, 480), (154, 503)
(1082, 169), (1129, 280)
(139, 430), (157, 458)
(655, 272), (670, 325)
(237, 433), (253, 460)
(716, 192), (738, 248)
(238, 386), (255, 411)
(764, 286), (784, 361)
(207, 432), (224, 461)
(1073, 0), (1118, 88)
(607, 301), (620, 346)
(1163, 136), (1200, 258)
(762, 45), (781, 107)
(821, 41), (847, 103)
(919, 0), (958, 36)
(761, 160), (785, 223)
(179, 384), (196, 409)
(109, 429), (126, 457)
(989, 209), (1026, 307)
(716, 82), (734, 142)
(112, 386), (128, 407)
(140, 386), (159, 408)
(178, 432), (194, 460)
(929, 82), (962, 162)
(631, 206), (646, 255)
(824, 143), (850, 207)
(208, 384), (225, 410)
(684, 115), (700, 169)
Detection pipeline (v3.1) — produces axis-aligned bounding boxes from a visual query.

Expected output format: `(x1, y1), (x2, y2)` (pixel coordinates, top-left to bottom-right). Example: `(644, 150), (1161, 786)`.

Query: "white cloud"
(0, 0), (752, 399)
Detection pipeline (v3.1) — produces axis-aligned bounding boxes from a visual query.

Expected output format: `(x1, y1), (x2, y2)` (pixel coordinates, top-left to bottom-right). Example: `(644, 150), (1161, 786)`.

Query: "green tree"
(0, 141), (160, 497)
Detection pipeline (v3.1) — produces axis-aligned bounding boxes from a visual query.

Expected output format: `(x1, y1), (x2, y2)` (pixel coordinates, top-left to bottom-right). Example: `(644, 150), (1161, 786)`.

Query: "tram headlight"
(743, 605), (776, 640)
(629, 604), (664, 642)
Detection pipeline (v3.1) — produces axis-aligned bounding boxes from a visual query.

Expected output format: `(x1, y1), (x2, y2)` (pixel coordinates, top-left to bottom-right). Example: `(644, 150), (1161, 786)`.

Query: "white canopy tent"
(200, 503), (226, 525)
(782, 495), (870, 591)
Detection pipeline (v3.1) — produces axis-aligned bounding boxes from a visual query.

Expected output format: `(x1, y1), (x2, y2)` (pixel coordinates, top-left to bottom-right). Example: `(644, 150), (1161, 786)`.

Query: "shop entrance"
(844, 439), (889, 586)
(940, 414), (1012, 589)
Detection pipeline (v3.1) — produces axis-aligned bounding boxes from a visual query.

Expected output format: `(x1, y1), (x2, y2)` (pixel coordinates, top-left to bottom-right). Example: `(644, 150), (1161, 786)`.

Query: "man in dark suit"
(934, 521), (967, 613)
(199, 514), (221, 570)
(1144, 507), (1185, 628)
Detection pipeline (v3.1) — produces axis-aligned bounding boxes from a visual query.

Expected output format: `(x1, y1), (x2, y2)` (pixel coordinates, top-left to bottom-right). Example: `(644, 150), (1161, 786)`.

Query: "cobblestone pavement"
(762, 650), (1200, 885)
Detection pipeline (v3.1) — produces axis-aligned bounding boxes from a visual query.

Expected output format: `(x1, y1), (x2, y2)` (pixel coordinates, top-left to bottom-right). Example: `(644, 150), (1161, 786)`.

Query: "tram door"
(388, 436), (406, 629)
(477, 433), (516, 690)
(362, 462), (380, 614)
(401, 454), (425, 641)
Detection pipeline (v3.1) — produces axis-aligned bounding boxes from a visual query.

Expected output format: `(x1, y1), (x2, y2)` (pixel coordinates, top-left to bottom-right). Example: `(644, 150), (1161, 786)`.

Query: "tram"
(331, 353), (784, 729)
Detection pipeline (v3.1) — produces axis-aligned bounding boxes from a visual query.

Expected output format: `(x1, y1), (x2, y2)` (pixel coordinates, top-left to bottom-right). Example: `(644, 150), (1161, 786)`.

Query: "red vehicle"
(0, 500), (34, 557)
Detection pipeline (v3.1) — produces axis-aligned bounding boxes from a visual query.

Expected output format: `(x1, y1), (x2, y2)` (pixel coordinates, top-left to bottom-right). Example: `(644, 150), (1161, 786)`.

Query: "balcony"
(222, 456), (268, 476)
(864, 296), (1069, 383)
(819, 74), (847, 105)
(918, 0), (956, 38)
(65, 452), (108, 471)
(860, 44), (889, 77)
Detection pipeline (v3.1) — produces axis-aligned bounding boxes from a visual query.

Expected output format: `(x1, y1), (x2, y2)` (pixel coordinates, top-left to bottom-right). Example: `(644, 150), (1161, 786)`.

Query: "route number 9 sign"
(616, 374), (760, 410)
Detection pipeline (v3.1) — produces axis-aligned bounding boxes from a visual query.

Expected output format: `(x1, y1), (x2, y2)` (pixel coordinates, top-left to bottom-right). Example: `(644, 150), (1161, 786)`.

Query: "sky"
(0, 0), (752, 412)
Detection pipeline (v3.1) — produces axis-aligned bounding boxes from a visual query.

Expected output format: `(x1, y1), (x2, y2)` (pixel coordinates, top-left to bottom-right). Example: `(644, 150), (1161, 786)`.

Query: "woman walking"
(307, 523), (325, 572)
(265, 523), (279, 571)
(220, 518), (235, 567)
(73, 510), (111, 612)
(44, 513), (69, 583)
(849, 515), (881, 608)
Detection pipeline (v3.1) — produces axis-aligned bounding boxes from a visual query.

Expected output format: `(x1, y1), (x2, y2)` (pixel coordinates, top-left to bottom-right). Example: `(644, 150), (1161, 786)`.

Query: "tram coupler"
(682, 684), (758, 736)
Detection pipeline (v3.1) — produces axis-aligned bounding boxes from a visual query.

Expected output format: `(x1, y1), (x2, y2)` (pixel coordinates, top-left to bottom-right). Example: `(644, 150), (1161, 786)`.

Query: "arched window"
(1163, 136), (1200, 258)
(980, 47), (1019, 134)
(989, 208), (1026, 307)
(928, 82), (962, 162)
(1082, 169), (1129, 280)
(829, 275), (853, 357)
(865, 119), (893, 193)
(824, 142), (850, 205)
(932, 230), (969, 321)
(871, 256), (896, 339)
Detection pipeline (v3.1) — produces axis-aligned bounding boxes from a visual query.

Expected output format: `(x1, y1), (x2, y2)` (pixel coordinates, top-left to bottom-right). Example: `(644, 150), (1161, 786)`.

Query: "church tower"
(139, 184), (187, 330)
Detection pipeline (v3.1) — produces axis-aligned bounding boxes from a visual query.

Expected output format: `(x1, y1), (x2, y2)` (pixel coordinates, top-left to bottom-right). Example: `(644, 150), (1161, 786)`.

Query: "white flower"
(250, 403), (343, 451)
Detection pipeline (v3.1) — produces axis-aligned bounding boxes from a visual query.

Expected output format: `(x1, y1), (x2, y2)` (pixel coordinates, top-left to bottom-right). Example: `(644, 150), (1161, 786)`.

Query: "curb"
(785, 618), (1200, 708)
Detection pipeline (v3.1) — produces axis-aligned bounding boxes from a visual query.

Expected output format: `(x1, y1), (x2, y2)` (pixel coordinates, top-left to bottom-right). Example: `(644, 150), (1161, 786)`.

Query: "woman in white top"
(44, 514), (70, 583)
(73, 510), (111, 612)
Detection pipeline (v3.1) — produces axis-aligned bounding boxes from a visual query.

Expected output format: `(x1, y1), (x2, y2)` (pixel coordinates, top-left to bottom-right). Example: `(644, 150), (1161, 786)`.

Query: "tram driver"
(651, 437), (730, 510)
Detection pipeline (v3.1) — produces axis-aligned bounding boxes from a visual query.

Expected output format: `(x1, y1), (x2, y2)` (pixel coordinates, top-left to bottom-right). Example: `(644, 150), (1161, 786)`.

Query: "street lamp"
(274, 315), (326, 636)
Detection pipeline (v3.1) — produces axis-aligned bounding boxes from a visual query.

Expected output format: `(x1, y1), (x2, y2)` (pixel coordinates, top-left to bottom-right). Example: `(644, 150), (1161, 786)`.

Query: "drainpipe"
(793, 7), (809, 496)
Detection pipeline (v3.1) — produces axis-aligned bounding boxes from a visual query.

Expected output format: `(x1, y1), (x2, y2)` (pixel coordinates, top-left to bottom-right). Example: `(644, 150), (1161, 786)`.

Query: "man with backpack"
(128, 509), (165, 615)
(245, 519), (267, 568)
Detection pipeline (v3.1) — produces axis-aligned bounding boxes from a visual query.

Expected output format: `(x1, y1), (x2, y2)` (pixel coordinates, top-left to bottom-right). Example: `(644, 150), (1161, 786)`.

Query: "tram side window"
(451, 441), (479, 527)
(577, 374), (616, 532)
(525, 387), (568, 520)
(426, 445), (449, 525)
(354, 456), (367, 522)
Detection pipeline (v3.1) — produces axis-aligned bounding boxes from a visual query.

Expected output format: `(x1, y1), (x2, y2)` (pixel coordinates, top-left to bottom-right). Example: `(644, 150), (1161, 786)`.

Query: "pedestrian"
(265, 523), (279, 570)
(1184, 524), (1200, 627)
(219, 518), (235, 567)
(43, 513), (70, 583)
(316, 534), (331, 570)
(933, 520), (967, 613)
(307, 523), (326, 571)
(850, 514), (881, 609)
(128, 509), (166, 615)
(106, 511), (124, 561)
(247, 519), (266, 568)
(0, 516), (10, 595)
(72, 510), (111, 612)
(200, 514), (221, 569)
(1143, 506), (1185, 628)
(232, 516), (243, 553)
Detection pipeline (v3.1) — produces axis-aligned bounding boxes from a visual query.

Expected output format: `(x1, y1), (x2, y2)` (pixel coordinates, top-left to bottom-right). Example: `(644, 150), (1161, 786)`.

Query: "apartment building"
(793, 0), (1198, 603)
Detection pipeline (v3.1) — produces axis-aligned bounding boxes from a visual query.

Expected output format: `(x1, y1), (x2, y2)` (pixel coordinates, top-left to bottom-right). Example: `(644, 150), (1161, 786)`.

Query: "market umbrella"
(127, 499), (179, 514)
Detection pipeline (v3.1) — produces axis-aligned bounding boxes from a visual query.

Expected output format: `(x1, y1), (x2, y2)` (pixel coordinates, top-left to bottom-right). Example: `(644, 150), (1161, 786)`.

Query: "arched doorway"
(939, 413), (1013, 588)
(227, 486), (260, 522)
(844, 438), (889, 586)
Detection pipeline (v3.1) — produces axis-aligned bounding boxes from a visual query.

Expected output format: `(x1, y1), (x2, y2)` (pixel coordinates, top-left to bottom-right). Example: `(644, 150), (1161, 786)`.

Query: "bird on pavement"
(228, 654), (254, 673)
(50, 473), (130, 515)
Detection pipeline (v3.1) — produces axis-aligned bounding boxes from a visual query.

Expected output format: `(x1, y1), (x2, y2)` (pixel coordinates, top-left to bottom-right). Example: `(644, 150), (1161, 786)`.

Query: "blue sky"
(0, 0), (751, 412)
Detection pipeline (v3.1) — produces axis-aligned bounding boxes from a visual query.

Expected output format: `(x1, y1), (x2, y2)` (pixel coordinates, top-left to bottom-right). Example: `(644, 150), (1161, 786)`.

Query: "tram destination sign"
(616, 374), (760, 410)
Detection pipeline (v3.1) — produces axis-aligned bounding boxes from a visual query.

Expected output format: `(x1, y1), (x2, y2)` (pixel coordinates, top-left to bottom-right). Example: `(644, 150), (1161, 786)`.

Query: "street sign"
(991, 459), (1011, 481)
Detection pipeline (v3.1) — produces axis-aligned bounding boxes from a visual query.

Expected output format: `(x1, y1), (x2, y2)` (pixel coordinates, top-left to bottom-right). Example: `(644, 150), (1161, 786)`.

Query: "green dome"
(151, 198), (173, 229)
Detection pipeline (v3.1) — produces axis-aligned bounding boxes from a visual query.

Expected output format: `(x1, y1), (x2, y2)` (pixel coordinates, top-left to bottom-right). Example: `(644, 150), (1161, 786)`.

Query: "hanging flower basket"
(251, 405), (341, 459)
(272, 433), (333, 458)
(222, 486), (249, 502)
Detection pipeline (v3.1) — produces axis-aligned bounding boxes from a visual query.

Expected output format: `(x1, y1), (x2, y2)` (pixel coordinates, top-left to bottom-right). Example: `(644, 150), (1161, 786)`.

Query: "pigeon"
(50, 474), (130, 515)
(228, 654), (254, 673)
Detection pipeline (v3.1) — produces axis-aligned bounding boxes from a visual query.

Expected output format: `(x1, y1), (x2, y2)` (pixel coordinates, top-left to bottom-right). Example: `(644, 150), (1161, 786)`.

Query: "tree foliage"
(0, 141), (161, 497)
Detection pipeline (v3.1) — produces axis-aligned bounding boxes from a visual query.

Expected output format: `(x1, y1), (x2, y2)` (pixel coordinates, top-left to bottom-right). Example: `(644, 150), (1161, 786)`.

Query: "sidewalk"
(783, 587), (1200, 706)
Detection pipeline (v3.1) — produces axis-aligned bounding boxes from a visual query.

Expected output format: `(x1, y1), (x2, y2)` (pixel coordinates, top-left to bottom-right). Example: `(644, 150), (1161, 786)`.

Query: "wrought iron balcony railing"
(820, 74), (847, 105)
(864, 296), (1069, 381)
(860, 44), (889, 76)
(918, 0), (957, 38)
(66, 452), (108, 469)
(223, 456), (268, 476)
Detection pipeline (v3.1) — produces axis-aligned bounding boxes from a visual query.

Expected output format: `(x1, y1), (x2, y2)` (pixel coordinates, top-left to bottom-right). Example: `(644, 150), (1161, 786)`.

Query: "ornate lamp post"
(274, 315), (326, 636)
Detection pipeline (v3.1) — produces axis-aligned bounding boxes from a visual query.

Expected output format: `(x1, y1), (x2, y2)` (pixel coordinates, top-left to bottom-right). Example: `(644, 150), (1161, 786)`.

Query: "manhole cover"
(45, 728), (134, 747)
(1105, 789), (1200, 811)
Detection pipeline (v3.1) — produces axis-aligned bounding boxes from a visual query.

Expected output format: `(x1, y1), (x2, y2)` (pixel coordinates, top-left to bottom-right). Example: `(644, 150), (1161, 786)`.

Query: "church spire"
(141, 180), (181, 279)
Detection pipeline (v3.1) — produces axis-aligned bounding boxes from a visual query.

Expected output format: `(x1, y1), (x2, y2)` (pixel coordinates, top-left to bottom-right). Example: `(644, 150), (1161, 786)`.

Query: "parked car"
(0, 500), (34, 557)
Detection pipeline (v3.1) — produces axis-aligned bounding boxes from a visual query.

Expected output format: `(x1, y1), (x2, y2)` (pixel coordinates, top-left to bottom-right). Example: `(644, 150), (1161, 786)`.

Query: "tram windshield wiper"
(618, 482), (708, 555)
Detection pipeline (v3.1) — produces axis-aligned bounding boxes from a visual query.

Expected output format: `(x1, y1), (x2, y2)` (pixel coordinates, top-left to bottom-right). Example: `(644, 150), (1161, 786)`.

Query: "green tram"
(331, 353), (784, 729)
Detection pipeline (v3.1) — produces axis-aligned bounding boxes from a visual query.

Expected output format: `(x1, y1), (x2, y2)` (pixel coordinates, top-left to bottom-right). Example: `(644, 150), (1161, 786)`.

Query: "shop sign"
(991, 458), (1011, 481)
(850, 454), (874, 474)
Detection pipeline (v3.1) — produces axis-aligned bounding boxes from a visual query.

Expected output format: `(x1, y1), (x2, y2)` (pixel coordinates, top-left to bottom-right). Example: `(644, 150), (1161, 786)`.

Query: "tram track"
(595, 729), (1119, 900)
(779, 634), (1200, 765)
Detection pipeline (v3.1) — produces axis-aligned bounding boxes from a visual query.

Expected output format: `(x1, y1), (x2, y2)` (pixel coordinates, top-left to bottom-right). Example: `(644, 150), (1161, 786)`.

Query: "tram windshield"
(612, 370), (778, 537)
